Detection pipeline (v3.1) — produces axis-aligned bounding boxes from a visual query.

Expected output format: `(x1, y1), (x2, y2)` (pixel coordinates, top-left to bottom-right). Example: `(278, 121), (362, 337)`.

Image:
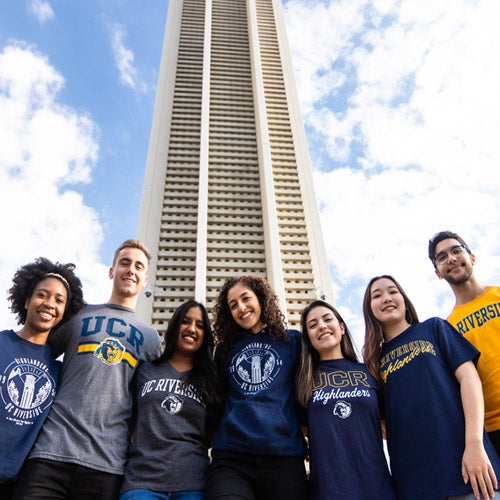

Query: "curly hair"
(8, 257), (85, 328)
(154, 300), (222, 415)
(296, 300), (358, 407)
(213, 275), (288, 358)
(362, 275), (419, 383)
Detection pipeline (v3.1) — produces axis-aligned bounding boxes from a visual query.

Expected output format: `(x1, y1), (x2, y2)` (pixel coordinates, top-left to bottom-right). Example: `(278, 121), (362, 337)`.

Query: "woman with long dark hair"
(363, 275), (500, 500)
(205, 275), (308, 500)
(120, 300), (221, 499)
(297, 299), (395, 500)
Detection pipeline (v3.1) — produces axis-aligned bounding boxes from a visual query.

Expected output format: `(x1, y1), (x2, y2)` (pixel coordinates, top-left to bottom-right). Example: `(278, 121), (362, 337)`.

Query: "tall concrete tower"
(137, 0), (333, 331)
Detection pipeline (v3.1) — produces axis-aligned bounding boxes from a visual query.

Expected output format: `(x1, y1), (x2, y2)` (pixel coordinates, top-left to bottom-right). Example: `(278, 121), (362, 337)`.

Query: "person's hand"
(462, 440), (498, 500)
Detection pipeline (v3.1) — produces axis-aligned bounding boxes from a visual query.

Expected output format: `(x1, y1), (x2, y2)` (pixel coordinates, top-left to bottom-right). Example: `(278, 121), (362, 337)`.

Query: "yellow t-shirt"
(448, 286), (500, 433)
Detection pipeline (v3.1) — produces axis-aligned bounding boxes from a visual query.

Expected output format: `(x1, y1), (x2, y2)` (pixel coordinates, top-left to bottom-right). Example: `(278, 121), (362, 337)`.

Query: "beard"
(442, 265), (473, 285)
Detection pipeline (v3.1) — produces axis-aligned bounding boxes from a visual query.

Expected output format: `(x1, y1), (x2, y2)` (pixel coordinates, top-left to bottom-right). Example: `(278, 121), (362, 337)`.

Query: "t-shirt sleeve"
(433, 317), (480, 372)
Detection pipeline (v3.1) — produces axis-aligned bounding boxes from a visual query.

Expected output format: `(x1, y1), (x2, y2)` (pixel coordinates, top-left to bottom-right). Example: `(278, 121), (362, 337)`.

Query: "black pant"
(489, 429), (500, 459)
(12, 458), (123, 500)
(205, 451), (309, 500)
(0, 482), (15, 500)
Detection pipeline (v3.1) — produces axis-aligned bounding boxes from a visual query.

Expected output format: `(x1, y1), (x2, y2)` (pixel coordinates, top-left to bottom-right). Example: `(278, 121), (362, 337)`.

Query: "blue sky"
(1, 0), (500, 350)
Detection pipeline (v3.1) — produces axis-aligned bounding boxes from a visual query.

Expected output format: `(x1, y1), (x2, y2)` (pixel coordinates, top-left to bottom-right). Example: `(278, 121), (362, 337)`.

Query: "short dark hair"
(428, 230), (471, 267)
(112, 239), (151, 266)
(8, 257), (85, 327)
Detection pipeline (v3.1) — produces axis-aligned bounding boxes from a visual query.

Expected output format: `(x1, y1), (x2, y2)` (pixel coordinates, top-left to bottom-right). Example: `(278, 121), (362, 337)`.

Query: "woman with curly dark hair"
(0, 257), (84, 498)
(120, 300), (221, 499)
(206, 275), (308, 500)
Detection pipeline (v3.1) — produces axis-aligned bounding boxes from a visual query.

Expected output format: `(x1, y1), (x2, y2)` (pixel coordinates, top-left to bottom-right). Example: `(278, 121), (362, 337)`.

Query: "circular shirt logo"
(94, 338), (125, 365)
(231, 342), (282, 394)
(333, 400), (352, 419)
(1, 359), (56, 424)
(161, 394), (183, 414)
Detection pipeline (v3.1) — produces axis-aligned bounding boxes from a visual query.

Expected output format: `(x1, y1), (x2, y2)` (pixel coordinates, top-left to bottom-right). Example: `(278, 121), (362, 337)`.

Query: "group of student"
(0, 231), (499, 500)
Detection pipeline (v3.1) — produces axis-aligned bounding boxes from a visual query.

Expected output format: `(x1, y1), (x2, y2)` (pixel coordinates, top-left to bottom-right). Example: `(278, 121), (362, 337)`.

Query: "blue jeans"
(120, 489), (204, 500)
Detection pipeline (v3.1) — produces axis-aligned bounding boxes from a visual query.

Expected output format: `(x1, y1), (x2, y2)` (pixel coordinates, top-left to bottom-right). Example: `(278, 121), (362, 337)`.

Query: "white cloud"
(285, 0), (500, 349)
(27, 0), (54, 24)
(110, 24), (147, 93)
(0, 42), (110, 329)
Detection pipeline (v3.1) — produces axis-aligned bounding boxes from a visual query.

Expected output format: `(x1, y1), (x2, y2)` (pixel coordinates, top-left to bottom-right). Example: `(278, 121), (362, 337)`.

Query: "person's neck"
(450, 276), (486, 307)
(169, 352), (194, 372)
(107, 294), (137, 310)
(16, 326), (49, 345)
(383, 319), (411, 342)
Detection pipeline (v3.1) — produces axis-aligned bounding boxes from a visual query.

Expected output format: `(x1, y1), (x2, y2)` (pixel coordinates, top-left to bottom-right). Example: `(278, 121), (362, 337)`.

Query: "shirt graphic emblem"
(0, 358), (56, 425)
(94, 338), (125, 365)
(231, 342), (282, 394)
(161, 394), (183, 414)
(333, 400), (351, 419)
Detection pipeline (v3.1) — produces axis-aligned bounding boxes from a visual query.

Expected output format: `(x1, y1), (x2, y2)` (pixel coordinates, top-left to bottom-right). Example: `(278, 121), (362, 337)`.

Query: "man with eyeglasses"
(428, 230), (500, 458)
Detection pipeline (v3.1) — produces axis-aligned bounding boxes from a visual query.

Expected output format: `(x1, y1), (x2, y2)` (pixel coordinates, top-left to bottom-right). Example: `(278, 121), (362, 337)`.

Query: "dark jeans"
(489, 429), (500, 459)
(205, 451), (309, 500)
(12, 458), (123, 500)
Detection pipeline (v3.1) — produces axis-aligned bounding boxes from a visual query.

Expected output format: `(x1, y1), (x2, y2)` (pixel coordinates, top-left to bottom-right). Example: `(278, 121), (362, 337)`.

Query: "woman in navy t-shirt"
(363, 275), (500, 500)
(297, 299), (395, 500)
(206, 275), (308, 500)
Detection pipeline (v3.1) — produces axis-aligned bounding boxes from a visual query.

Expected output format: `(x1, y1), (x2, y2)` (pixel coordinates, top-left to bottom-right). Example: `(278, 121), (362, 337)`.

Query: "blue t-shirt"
(308, 358), (395, 500)
(380, 317), (500, 500)
(0, 329), (60, 482)
(212, 328), (306, 456)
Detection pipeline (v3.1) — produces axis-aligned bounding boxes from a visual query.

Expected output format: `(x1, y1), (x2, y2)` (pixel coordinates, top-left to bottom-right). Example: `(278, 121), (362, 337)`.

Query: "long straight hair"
(154, 300), (221, 413)
(296, 300), (358, 407)
(362, 275), (419, 382)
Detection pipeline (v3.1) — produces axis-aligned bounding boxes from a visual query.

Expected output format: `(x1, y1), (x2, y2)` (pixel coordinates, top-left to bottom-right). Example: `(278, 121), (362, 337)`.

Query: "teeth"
(39, 312), (53, 320)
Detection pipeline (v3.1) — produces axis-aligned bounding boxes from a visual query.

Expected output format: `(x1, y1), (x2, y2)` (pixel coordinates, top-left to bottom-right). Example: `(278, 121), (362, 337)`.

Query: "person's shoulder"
(0, 329), (15, 344)
(287, 328), (301, 340)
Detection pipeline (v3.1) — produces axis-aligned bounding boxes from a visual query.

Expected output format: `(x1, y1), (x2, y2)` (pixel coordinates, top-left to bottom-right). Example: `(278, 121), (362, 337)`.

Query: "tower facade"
(137, 0), (333, 330)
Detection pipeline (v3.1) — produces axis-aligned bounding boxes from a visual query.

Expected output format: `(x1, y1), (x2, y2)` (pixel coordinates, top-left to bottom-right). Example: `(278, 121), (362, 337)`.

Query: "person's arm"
(455, 360), (498, 500)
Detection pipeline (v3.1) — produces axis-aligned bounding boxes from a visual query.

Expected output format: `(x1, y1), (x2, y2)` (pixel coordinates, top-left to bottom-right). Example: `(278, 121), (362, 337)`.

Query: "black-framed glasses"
(434, 244), (467, 265)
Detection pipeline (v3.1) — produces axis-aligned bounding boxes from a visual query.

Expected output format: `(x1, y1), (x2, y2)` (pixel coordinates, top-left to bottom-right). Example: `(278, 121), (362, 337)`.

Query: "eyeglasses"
(434, 244), (467, 265)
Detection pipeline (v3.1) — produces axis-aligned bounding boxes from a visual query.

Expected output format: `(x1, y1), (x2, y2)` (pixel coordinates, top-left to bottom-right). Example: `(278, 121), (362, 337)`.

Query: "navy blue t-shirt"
(212, 329), (306, 457)
(0, 329), (60, 482)
(308, 358), (395, 500)
(380, 317), (500, 500)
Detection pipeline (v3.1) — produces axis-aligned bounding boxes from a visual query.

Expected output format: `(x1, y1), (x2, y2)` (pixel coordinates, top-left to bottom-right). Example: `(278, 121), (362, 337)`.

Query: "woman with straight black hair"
(120, 300), (221, 500)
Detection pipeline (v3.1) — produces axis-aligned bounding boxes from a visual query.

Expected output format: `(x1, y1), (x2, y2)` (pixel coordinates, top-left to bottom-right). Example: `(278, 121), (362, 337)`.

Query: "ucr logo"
(333, 400), (352, 419)
(94, 338), (125, 365)
(161, 394), (183, 414)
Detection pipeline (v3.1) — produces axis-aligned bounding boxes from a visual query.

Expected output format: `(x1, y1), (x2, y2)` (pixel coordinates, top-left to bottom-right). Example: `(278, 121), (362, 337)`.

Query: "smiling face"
(369, 277), (408, 332)
(227, 282), (264, 333)
(306, 305), (344, 360)
(109, 247), (148, 306)
(433, 238), (475, 285)
(175, 306), (205, 358)
(24, 277), (68, 335)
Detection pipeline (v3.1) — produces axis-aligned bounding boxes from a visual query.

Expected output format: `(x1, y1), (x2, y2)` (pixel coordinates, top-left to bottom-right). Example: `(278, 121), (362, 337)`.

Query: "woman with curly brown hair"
(205, 275), (308, 500)
(0, 257), (84, 498)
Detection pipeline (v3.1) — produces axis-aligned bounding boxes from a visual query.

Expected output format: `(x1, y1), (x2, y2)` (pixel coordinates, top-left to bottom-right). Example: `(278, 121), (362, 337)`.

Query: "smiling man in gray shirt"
(13, 239), (162, 500)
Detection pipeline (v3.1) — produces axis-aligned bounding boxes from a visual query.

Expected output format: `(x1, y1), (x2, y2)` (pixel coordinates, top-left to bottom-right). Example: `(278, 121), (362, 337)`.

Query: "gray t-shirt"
(121, 361), (209, 493)
(29, 303), (162, 475)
